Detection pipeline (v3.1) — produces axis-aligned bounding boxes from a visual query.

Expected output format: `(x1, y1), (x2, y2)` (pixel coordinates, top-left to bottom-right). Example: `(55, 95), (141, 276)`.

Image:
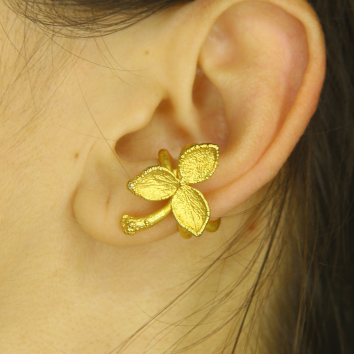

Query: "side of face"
(0, 0), (325, 247)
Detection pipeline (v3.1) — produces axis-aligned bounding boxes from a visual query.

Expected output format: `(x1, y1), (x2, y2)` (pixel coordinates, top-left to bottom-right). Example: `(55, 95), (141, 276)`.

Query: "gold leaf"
(128, 166), (179, 201)
(177, 143), (219, 184)
(171, 185), (210, 236)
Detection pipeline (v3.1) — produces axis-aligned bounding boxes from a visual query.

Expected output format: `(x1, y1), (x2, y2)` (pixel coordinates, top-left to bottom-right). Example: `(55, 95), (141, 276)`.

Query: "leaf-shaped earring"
(121, 143), (221, 238)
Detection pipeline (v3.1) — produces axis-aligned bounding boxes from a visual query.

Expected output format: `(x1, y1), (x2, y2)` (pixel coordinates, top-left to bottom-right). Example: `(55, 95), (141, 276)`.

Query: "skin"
(0, 0), (325, 353)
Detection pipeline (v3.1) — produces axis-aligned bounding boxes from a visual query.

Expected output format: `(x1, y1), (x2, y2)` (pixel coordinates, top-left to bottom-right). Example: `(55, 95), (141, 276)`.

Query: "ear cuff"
(121, 143), (221, 239)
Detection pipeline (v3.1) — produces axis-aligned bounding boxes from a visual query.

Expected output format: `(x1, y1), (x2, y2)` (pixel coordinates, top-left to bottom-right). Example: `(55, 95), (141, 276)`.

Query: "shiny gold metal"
(205, 218), (221, 232)
(121, 143), (221, 238)
(158, 149), (173, 172)
(121, 201), (172, 235)
(178, 224), (193, 239)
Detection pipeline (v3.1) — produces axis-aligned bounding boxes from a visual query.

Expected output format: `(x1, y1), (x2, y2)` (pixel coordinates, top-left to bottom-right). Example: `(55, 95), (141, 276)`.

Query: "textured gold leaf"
(171, 185), (210, 236)
(177, 143), (219, 184)
(128, 166), (179, 201)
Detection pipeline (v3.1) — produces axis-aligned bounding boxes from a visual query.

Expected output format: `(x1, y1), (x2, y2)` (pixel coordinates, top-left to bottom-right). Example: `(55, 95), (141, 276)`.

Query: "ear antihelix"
(121, 143), (221, 238)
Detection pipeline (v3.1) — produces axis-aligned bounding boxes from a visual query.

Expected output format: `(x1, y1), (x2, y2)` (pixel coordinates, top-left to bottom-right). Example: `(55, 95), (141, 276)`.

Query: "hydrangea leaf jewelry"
(121, 143), (221, 238)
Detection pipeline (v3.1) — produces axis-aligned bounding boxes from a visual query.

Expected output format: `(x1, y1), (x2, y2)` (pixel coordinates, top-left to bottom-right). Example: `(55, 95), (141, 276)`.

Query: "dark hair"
(4, 0), (354, 353)
(6, 0), (194, 36)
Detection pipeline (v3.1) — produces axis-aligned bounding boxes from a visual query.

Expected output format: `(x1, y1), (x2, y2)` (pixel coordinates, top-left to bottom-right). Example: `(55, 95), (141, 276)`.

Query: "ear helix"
(121, 143), (221, 239)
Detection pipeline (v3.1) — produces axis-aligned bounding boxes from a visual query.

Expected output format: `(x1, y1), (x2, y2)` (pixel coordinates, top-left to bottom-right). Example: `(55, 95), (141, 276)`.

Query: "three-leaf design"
(126, 143), (219, 237)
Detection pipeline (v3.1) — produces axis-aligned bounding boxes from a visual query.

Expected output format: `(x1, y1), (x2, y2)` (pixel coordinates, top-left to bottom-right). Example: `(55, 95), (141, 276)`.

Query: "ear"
(198, 0), (326, 216)
(72, 0), (325, 247)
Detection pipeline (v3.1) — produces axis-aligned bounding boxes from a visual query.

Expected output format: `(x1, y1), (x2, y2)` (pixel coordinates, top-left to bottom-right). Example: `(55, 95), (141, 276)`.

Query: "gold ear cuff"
(121, 143), (221, 239)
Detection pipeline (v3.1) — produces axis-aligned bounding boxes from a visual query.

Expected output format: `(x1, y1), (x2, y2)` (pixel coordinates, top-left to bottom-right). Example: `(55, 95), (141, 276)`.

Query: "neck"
(0, 200), (272, 354)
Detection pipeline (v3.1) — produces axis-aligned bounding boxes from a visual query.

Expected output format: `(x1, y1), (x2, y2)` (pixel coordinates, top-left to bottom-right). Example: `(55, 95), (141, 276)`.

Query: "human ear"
(72, 0), (325, 247)
(198, 0), (326, 216)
